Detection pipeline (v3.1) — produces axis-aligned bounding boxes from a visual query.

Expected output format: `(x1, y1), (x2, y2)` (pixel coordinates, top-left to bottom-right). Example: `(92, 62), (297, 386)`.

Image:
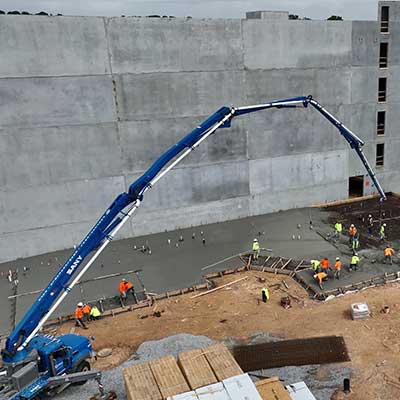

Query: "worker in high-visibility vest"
(261, 288), (270, 303)
(348, 224), (357, 245)
(311, 259), (321, 273)
(334, 222), (343, 238)
(314, 272), (328, 290)
(252, 238), (260, 261)
(119, 278), (135, 300)
(89, 305), (102, 321)
(349, 253), (360, 271)
(334, 257), (342, 280)
(384, 245), (395, 265)
(75, 302), (88, 329)
(379, 223), (387, 241)
(82, 303), (91, 322)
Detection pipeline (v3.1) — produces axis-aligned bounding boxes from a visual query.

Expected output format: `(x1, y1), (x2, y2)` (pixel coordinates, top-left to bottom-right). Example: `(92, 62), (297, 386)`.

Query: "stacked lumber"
(255, 377), (292, 400)
(203, 343), (243, 381)
(150, 355), (191, 398)
(178, 349), (218, 390)
(123, 363), (162, 400)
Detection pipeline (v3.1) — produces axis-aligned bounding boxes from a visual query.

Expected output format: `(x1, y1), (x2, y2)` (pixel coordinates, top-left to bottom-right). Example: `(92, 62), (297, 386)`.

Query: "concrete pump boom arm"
(2, 95), (385, 364)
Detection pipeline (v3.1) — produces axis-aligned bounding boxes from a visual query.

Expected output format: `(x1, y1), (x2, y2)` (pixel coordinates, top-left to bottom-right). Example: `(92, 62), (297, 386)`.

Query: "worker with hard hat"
(334, 257), (342, 279)
(75, 302), (88, 329)
(379, 223), (387, 241)
(349, 253), (360, 271)
(119, 278), (136, 302)
(367, 214), (374, 235)
(333, 222), (343, 238)
(82, 303), (91, 322)
(314, 271), (328, 290)
(348, 224), (357, 245)
(261, 287), (270, 303)
(252, 238), (260, 261)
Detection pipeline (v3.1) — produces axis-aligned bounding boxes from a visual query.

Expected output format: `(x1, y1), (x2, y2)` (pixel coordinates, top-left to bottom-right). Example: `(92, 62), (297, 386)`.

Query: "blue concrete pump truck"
(0, 95), (386, 399)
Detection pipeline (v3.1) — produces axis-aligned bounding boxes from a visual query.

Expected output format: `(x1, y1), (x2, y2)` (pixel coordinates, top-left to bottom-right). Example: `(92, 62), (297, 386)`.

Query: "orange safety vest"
(119, 281), (133, 293)
(316, 272), (327, 283)
(349, 226), (357, 236)
(334, 261), (342, 270)
(384, 247), (395, 256)
(75, 307), (84, 319)
(320, 259), (329, 269)
(82, 304), (91, 315)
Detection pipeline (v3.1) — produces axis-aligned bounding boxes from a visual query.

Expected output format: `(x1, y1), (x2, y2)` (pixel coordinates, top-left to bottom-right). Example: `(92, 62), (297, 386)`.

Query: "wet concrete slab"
(0, 207), (336, 336)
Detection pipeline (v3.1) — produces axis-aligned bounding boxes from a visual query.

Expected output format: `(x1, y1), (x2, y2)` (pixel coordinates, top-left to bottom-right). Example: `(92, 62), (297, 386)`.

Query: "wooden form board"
(255, 377), (292, 400)
(123, 363), (163, 400)
(203, 343), (243, 381)
(178, 349), (218, 390)
(150, 355), (191, 398)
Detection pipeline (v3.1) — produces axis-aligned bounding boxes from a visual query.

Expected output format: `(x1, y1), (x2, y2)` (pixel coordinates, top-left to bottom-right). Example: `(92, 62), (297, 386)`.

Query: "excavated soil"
(56, 271), (400, 400)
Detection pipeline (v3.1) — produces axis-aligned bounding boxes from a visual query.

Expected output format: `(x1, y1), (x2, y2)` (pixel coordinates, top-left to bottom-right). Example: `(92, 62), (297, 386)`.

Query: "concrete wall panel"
(1, 176), (125, 233)
(126, 160), (249, 211)
(0, 16), (110, 77)
(119, 118), (247, 174)
(108, 18), (243, 73)
(0, 76), (116, 128)
(0, 123), (122, 189)
(352, 21), (380, 66)
(244, 20), (352, 70)
(115, 71), (245, 121)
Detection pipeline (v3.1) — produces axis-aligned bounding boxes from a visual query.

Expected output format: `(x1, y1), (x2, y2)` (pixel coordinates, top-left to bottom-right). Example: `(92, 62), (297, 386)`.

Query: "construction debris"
(351, 303), (370, 320)
(190, 277), (248, 299)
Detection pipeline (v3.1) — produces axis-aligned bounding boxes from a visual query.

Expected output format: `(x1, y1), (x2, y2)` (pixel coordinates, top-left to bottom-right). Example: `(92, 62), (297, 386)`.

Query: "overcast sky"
(0, 0), (381, 20)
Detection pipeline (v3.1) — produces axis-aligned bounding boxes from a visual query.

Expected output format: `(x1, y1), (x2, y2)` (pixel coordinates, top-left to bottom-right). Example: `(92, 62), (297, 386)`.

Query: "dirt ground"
(56, 271), (400, 400)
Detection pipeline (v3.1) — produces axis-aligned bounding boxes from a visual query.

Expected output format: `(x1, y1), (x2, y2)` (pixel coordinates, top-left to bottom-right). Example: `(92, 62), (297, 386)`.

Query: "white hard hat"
(350, 224), (354, 227)
(336, 257), (340, 260)
(253, 238), (258, 242)
(368, 214), (372, 217)
(355, 253), (358, 256)
(383, 223), (387, 226)
(77, 302), (83, 307)
(122, 278), (127, 282)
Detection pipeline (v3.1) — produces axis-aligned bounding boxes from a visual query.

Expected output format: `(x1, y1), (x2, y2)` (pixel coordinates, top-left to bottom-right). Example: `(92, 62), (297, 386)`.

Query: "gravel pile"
(57, 333), (214, 400)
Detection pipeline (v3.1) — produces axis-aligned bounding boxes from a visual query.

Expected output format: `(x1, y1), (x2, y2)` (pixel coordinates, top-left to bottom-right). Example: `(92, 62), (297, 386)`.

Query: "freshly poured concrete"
(0, 207), (336, 336)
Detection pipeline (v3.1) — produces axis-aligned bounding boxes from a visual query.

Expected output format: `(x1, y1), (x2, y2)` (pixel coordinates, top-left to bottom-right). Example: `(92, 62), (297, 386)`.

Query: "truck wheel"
(72, 360), (91, 386)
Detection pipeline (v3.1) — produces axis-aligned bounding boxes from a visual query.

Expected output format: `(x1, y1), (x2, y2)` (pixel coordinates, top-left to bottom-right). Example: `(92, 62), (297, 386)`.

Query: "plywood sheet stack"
(203, 343), (243, 381)
(150, 355), (191, 398)
(178, 349), (218, 390)
(123, 362), (162, 400)
(255, 377), (292, 400)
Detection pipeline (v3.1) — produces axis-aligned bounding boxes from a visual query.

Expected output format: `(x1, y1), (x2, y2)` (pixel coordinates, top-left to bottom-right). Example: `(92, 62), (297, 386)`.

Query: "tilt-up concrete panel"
(0, 16), (110, 78)
(243, 68), (351, 107)
(0, 123), (122, 189)
(0, 176), (125, 234)
(0, 76), (116, 128)
(107, 18), (243, 73)
(114, 71), (245, 121)
(130, 196), (250, 237)
(246, 105), (349, 160)
(125, 160), (249, 212)
(118, 118), (247, 174)
(243, 20), (352, 70)
(351, 21), (380, 67)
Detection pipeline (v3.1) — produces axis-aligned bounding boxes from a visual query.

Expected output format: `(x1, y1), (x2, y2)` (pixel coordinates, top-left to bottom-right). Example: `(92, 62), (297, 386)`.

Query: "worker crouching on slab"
(119, 278), (136, 305)
(314, 271), (328, 290)
(349, 253), (360, 271)
(90, 305), (102, 320)
(75, 302), (88, 329)
(384, 245), (395, 265)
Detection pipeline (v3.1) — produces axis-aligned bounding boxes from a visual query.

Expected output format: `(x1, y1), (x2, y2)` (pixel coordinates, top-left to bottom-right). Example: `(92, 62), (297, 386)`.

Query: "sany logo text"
(66, 255), (83, 275)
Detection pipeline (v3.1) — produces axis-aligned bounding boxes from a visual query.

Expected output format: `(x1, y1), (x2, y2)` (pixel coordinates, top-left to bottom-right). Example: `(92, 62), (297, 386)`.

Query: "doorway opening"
(349, 175), (364, 198)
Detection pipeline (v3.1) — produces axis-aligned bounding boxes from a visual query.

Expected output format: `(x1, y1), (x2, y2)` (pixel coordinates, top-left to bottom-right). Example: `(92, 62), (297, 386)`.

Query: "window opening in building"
(381, 6), (389, 33)
(377, 111), (386, 135)
(379, 42), (388, 68)
(349, 175), (364, 198)
(378, 77), (387, 102)
(376, 143), (385, 167)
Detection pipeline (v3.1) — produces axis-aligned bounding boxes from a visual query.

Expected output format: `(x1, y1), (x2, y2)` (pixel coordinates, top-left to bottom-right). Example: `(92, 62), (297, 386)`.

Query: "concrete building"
(1, 2), (399, 262)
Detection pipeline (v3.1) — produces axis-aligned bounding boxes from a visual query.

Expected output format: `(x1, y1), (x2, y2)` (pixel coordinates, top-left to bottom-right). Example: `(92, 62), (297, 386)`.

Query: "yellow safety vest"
(261, 288), (270, 300)
(253, 242), (260, 251)
(335, 223), (342, 233)
(351, 256), (360, 264)
(90, 306), (101, 317)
